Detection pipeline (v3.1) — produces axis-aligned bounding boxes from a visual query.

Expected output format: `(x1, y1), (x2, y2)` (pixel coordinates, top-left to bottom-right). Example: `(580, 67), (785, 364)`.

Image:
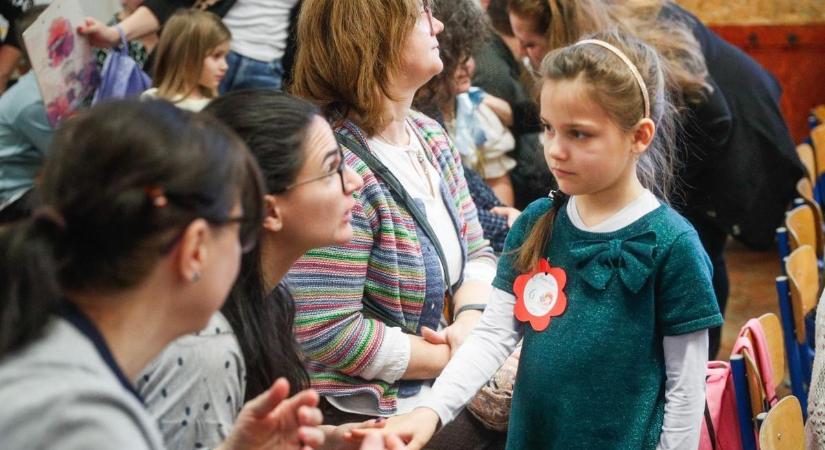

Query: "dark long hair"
(204, 90), (315, 399)
(0, 100), (265, 357)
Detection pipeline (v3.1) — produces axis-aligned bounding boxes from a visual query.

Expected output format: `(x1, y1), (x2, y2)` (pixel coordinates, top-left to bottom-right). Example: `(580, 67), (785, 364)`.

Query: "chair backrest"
(785, 245), (819, 344)
(791, 185), (824, 259)
(785, 204), (817, 254)
(796, 177), (814, 201)
(758, 313), (786, 390)
(796, 144), (816, 184)
(814, 124), (825, 177)
(814, 105), (825, 126)
(758, 395), (804, 450)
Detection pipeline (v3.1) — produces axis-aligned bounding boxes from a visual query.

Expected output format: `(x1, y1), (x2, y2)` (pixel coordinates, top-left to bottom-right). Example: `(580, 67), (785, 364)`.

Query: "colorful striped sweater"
(288, 111), (495, 414)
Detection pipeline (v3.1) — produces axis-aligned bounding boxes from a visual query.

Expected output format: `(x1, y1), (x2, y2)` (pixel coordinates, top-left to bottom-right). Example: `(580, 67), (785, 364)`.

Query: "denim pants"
(219, 50), (284, 93)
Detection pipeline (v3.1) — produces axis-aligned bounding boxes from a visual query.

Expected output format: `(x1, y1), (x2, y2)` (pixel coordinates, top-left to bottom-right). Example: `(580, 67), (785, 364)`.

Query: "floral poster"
(22, 0), (99, 127)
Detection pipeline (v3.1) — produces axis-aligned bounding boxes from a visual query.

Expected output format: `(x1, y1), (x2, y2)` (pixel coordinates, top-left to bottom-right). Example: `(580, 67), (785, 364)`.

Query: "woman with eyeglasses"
(0, 99), (327, 450)
(290, 1), (503, 448)
(133, 90), (402, 450)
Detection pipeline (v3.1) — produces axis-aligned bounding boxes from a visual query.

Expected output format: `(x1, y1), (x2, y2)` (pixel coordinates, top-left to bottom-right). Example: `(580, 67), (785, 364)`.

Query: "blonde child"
(371, 31), (723, 450)
(142, 9), (229, 112)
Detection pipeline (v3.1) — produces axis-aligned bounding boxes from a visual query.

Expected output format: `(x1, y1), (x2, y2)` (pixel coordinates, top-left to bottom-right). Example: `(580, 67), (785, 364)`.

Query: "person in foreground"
(363, 31), (723, 450)
(0, 100), (325, 450)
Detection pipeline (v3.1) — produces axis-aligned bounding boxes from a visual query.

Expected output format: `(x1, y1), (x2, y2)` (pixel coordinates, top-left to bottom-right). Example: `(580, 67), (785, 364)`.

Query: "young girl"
(142, 9), (229, 112)
(373, 31), (723, 450)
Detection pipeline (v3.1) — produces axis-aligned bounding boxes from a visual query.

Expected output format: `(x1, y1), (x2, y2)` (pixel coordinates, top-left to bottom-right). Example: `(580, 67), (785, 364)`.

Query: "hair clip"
(144, 186), (168, 208)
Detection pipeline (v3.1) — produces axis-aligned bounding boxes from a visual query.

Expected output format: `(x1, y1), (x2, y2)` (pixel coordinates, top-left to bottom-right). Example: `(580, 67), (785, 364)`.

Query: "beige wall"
(675, 0), (825, 25)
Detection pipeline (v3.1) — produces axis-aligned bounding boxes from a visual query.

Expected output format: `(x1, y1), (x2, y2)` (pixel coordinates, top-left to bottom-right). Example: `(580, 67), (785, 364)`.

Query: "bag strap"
(704, 400), (719, 450)
(336, 131), (454, 299)
(114, 25), (128, 52)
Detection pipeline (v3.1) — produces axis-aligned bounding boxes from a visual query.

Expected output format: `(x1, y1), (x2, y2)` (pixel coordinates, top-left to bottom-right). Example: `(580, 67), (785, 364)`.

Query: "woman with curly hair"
(414, 0), (520, 252)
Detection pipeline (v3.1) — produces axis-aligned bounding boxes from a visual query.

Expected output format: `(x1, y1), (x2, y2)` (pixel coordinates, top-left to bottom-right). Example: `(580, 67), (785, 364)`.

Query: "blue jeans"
(219, 50), (284, 93)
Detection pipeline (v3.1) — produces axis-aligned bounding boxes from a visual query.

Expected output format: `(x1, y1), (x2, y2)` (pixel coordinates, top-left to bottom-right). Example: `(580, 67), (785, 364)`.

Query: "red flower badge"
(513, 259), (567, 332)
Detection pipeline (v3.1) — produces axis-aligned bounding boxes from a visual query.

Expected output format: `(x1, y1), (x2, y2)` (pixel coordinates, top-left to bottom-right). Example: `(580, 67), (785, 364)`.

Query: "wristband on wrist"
(453, 303), (486, 321)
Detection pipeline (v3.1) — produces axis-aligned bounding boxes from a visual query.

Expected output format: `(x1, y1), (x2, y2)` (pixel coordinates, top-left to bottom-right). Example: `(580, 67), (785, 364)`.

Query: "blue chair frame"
(775, 275), (808, 414)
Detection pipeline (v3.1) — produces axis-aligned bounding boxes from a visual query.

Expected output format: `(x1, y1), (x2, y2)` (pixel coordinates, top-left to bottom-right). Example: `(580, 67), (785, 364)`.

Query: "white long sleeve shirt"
(423, 190), (708, 449)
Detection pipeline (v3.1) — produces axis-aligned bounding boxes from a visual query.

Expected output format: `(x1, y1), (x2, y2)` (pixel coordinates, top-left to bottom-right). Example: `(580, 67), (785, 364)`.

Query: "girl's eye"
(571, 130), (588, 139)
(542, 123), (555, 135)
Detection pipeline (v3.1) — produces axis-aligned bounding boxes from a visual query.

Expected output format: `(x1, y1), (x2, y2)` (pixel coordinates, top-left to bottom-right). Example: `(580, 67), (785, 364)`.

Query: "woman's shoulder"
(138, 312), (242, 381)
(0, 320), (163, 449)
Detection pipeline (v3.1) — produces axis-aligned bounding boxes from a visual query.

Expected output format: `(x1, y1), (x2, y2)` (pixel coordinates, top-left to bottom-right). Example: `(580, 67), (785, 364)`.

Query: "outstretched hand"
(220, 377), (325, 450)
(350, 409), (439, 450)
(76, 17), (120, 48)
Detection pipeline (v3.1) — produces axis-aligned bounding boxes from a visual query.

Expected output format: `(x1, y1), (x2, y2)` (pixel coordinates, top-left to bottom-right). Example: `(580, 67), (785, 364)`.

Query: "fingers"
(298, 425), (326, 449)
(386, 434), (408, 450)
(489, 206), (506, 217)
(247, 377), (291, 417)
(421, 327), (447, 345)
(359, 432), (385, 450)
(297, 403), (324, 426)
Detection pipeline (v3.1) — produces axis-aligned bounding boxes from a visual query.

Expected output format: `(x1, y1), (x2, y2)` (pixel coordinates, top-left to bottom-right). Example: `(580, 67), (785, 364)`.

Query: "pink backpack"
(699, 319), (778, 450)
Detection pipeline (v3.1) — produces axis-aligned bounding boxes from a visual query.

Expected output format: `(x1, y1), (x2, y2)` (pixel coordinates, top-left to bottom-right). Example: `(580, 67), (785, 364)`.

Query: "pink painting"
(23, 0), (99, 127)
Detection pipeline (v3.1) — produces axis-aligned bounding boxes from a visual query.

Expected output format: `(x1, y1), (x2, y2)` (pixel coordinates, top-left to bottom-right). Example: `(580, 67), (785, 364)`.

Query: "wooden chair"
(732, 314), (787, 438)
(758, 395), (804, 450)
(814, 105), (825, 126)
(797, 143), (817, 186)
(814, 124), (825, 183)
(759, 313), (786, 391)
(785, 204), (820, 259)
(793, 181), (824, 260)
(782, 245), (819, 406)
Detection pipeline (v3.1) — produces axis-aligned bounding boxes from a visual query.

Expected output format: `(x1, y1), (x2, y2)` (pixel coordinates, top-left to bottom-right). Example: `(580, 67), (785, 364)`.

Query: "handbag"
(92, 26), (151, 104)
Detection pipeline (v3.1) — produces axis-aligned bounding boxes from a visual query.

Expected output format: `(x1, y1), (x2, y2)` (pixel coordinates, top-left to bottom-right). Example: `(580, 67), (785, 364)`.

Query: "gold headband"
(576, 39), (650, 119)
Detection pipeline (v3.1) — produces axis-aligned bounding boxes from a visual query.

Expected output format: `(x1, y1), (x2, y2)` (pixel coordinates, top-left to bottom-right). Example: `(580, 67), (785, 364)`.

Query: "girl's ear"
(176, 218), (209, 283)
(631, 118), (656, 155)
(262, 194), (283, 233)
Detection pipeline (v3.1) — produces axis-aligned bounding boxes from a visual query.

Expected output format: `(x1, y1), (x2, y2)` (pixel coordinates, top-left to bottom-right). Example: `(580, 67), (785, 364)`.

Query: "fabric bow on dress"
(570, 231), (658, 293)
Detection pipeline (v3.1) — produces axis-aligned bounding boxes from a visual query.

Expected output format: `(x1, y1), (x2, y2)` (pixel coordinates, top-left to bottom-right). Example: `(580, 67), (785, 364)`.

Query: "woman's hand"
(490, 206), (521, 227)
(76, 17), (120, 48)
(358, 432), (408, 450)
(320, 419), (385, 450)
(351, 409), (439, 450)
(421, 308), (481, 358)
(219, 378), (325, 450)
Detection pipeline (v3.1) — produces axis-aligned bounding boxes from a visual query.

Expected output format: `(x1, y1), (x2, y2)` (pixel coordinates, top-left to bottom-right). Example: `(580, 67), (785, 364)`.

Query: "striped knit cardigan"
(288, 111), (495, 414)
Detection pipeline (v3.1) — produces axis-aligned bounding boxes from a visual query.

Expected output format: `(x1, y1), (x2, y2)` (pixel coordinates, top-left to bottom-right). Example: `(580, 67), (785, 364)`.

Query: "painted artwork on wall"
(22, 0), (99, 126)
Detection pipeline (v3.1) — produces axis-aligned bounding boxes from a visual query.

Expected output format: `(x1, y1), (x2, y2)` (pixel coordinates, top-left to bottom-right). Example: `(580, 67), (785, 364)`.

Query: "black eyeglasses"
(421, 0), (434, 35)
(281, 147), (347, 193)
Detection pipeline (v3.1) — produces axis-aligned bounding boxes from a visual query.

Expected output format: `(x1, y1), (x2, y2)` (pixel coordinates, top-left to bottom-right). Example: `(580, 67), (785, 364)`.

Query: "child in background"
(373, 31), (723, 450)
(142, 9), (229, 112)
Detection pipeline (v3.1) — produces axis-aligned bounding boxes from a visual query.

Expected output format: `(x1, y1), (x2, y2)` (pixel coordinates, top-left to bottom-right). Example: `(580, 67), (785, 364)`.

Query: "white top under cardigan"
(327, 124), (497, 416)
(422, 190), (708, 450)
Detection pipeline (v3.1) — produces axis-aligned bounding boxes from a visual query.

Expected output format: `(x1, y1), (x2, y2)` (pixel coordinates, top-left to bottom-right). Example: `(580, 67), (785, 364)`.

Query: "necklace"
(375, 122), (436, 198)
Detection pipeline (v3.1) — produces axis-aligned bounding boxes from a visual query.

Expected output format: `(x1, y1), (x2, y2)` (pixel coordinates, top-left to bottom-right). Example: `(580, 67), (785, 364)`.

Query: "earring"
(191, 272), (201, 282)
